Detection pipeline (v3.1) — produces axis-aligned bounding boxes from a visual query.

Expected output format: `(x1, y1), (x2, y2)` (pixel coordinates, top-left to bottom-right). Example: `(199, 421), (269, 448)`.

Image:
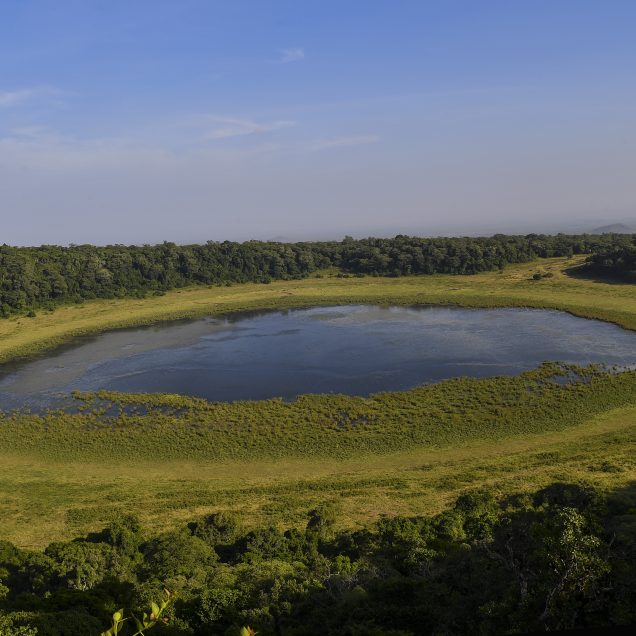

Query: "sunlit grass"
(1, 255), (635, 549)
(0, 404), (633, 549)
(2, 256), (636, 364)
(1, 364), (635, 548)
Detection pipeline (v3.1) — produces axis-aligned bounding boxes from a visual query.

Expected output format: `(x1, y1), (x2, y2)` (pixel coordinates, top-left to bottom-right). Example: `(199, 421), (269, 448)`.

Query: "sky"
(1, 0), (636, 246)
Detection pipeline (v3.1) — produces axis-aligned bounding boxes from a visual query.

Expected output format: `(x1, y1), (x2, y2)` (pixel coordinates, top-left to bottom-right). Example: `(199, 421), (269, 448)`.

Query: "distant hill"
(593, 223), (634, 234)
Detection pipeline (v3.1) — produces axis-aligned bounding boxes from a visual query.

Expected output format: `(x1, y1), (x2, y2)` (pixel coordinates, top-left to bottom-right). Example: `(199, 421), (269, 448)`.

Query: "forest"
(587, 241), (636, 277)
(0, 481), (634, 636)
(1, 233), (633, 317)
(1, 237), (635, 636)
(0, 364), (634, 635)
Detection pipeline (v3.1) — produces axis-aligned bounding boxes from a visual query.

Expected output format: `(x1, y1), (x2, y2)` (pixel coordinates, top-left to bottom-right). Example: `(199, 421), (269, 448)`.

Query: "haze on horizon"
(1, 0), (636, 247)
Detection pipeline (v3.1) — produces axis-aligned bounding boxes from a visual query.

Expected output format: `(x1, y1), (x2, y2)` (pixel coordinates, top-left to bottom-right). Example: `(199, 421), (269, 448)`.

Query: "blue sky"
(1, 1), (636, 245)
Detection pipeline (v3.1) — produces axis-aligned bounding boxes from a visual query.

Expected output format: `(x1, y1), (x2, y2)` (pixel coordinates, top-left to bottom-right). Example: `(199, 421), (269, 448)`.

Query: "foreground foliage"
(101, 589), (175, 636)
(0, 481), (635, 635)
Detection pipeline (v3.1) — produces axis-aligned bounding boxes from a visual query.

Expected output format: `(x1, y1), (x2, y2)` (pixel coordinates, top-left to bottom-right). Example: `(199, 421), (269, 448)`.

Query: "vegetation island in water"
(0, 233), (635, 635)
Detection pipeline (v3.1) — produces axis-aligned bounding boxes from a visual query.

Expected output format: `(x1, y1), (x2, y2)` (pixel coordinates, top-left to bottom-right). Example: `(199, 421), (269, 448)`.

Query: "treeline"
(0, 482), (634, 635)
(1, 233), (632, 317)
(587, 238), (636, 277)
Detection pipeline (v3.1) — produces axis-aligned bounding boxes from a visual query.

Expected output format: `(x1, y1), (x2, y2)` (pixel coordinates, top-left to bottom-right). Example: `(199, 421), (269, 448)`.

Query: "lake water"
(1, 305), (636, 410)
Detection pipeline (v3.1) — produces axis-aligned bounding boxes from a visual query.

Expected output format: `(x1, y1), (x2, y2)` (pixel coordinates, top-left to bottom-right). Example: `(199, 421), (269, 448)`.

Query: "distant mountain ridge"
(593, 223), (635, 234)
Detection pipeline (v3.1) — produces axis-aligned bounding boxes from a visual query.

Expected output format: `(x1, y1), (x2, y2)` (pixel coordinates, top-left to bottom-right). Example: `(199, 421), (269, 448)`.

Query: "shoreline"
(1, 256), (635, 366)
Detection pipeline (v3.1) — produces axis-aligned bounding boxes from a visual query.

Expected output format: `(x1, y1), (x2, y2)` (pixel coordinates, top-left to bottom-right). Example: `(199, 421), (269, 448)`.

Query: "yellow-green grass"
(1, 256), (636, 365)
(1, 255), (635, 549)
(3, 365), (634, 462)
(0, 405), (633, 549)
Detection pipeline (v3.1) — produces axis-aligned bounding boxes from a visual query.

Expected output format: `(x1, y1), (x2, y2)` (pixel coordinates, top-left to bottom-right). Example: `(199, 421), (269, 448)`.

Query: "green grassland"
(2, 255), (636, 364)
(1, 397), (634, 549)
(0, 256), (635, 549)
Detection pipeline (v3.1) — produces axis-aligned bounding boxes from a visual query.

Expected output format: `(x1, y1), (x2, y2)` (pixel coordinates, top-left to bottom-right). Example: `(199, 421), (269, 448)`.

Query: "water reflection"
(1, 305), (635, 409)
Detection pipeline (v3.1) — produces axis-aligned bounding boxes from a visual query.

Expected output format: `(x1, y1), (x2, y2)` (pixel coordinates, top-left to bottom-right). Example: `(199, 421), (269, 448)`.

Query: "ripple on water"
(1, 305), (635, 409)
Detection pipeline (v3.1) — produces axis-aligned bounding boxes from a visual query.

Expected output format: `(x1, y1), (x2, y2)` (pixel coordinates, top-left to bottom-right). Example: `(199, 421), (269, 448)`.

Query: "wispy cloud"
(0, 86), (69, 108)
(203, 116), (296, 140)
(279, 48), (305, 63)
(8, 125), (51, 139)
(0, 89), (39, 107)
(310, 135), (379, 151)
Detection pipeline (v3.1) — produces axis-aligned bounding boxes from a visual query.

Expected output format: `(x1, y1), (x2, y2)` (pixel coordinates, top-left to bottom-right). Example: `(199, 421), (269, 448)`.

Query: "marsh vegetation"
(0, 242), (635, 634)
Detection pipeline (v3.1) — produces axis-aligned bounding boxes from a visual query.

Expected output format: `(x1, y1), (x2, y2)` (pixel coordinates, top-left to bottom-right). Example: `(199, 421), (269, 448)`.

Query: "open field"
(0, 404), (634, 549)
(1, 363), (635, 547)
(1, 255), (635, 549)
(2, 256), (636, 365)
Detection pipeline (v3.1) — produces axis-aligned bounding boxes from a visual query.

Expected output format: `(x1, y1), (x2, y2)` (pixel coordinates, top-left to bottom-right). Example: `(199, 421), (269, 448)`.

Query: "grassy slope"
(0, 256), (635, 548)
(0, 406), (633, 549)
(2, 256), (636, 364)
(2, 365), (635, 462)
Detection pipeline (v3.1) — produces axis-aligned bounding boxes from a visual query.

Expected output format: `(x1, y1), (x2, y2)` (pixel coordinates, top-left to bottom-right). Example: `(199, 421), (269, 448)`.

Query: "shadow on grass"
(564, 263), (636, 286)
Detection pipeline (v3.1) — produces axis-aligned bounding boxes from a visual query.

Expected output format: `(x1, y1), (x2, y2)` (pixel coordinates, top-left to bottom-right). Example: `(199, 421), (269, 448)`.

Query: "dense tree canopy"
(1, 233), (633, 317)
(0, 482), (634, 635)
(587, 238), (636, 277)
